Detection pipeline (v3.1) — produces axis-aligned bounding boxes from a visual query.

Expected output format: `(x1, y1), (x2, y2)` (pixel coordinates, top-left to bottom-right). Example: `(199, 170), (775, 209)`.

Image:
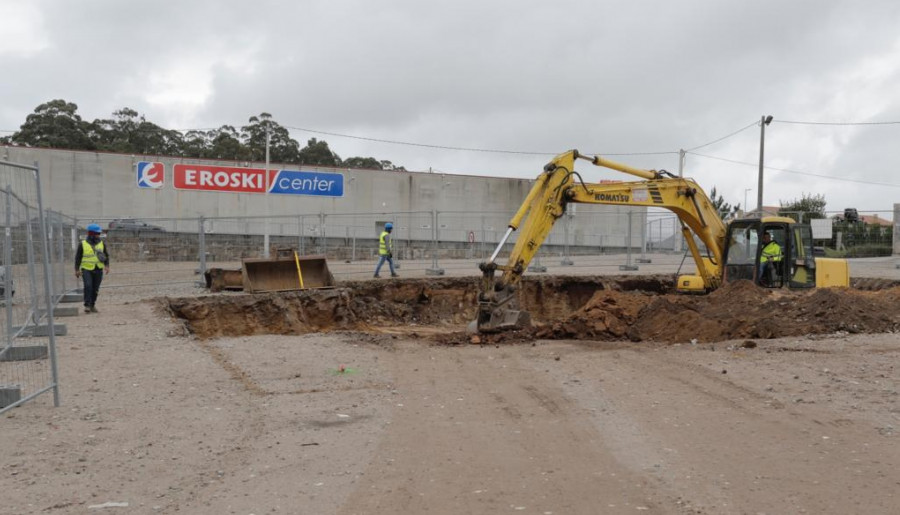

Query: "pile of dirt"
(166, 276), (900, 344)
(530, 279), (900, 343)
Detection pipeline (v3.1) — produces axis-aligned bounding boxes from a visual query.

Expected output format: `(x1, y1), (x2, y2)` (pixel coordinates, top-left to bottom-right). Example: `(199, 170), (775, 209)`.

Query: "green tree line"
(0, 99), (406, 171)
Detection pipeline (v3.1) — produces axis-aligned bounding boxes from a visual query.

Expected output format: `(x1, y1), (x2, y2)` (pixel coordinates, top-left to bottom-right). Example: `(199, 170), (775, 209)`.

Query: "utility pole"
(674, 149), (685, 253)
(263, 126), (271, 258)
(757, 115), (773, 213)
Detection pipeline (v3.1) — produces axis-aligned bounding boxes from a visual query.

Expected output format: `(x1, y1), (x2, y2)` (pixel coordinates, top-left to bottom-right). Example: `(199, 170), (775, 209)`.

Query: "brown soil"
(5, 265), (900, 514)
(166, 276), (900, 345)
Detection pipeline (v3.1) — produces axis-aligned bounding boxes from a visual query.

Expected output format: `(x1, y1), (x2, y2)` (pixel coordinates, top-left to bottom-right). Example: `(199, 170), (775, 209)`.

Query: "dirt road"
(2, 261), (900, 514)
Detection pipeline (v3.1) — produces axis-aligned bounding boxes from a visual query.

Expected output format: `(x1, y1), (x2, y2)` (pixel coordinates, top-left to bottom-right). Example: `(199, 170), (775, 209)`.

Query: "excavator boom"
(475, 150), (728, 333)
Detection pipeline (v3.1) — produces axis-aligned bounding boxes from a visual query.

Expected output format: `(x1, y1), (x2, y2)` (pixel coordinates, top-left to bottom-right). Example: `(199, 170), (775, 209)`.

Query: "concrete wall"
(1, 146), (647, 247)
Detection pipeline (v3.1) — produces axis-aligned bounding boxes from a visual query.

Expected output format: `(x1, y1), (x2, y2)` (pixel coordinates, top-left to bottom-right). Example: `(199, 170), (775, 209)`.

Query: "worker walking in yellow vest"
(75, 223), (110, 313)
(374, 222), (399, 278)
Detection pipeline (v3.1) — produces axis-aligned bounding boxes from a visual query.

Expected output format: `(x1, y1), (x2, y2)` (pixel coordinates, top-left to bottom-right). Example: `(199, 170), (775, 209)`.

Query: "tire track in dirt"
(337, 342), (666, 515)
(535, 340), (900, 514)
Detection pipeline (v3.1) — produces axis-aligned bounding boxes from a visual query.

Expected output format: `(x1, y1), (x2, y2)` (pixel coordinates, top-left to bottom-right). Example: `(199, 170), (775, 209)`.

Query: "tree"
(343, 156), (383, 170)
(241, 113), (300, 164)
(4, 101), (409, 169)
(181, 129), (211, 158)
(380, 160), (407, 172)
(11, 99), (95, 150)
(90, 107), (182, 155)
(708, 186), (740, 218)
(206, 126), (249, 161)
(297, 137), (342, 167)
(779, 193), (826, 222)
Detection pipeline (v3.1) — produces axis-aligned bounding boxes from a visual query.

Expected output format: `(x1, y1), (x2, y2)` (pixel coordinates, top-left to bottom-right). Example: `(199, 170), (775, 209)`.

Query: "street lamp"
(757, 115), (773, 213)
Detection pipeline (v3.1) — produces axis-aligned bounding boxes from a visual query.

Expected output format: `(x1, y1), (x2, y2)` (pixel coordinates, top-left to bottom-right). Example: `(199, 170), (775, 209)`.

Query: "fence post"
(480, 216), (486, 260)
(299, 216), (305, 255)
(33, 164), (60, 407)
(528, 249), (548, 272)
(561, 210), (574, 266)
(197, 215), (207, 283)
(46, 211), (55, 296)
(24, 206), (39, 311)
(392, 212), (401, 269)
(426, 209), (444, 275)
(4, 187), (12, 348)
(620, 211), (638, 271)
(57, 214), (66, 294)
(319, 212), (327, 257)
(659, 219), (663, 252)
(637, 209), (651, 264)
(296, 215), (302, 255)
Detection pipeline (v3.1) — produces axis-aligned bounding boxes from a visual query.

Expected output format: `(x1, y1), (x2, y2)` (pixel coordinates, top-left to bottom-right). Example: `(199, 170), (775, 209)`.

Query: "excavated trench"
(165, 276), (900, 344)
(165, 276), (900, 345)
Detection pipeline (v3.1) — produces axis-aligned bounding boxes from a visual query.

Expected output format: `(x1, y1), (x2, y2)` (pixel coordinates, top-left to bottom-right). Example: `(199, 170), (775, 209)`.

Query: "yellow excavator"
(474, 149), (850, 333)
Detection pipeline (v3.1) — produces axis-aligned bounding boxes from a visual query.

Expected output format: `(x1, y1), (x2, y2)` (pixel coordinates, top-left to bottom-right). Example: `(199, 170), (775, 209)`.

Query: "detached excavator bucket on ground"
(204, 268), (244, 292)
(241, 251), (335, 293)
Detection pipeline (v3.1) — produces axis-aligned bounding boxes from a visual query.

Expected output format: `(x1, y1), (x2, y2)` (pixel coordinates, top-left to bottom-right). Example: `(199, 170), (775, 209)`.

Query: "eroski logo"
(136, 162), (165, 189)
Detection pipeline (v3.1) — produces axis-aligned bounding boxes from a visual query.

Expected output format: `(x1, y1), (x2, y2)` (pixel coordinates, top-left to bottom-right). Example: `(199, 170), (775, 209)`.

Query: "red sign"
(173, 164), (277, 193)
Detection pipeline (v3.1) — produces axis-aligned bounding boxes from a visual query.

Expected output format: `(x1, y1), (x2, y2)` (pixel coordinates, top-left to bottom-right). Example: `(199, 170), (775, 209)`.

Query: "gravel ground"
(0, 255), (898, 514)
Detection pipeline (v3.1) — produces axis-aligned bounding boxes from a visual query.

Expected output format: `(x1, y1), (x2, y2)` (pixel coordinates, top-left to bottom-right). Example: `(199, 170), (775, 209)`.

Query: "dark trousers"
(82, 268), (104, 307)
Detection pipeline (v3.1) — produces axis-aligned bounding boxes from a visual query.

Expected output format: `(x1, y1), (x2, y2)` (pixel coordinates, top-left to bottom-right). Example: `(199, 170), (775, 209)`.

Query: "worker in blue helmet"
(374, 222), (399, 278)
(75, 223), (110, 313)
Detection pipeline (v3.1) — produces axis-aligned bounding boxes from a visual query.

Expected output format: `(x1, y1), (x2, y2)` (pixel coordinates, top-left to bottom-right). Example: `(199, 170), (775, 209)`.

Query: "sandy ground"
(2, 255), (900, 514)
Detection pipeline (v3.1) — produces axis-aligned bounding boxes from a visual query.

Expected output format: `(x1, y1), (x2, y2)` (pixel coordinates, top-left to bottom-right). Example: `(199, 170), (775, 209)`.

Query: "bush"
(825, 244), (893, 258)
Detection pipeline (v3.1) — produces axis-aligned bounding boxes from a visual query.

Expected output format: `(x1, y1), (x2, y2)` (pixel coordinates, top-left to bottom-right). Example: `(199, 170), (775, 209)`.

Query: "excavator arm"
(475, 149), (728, 333)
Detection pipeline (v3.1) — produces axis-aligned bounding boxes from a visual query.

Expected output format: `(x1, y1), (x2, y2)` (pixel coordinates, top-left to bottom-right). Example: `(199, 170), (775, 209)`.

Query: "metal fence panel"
(0, 160), (60, 413)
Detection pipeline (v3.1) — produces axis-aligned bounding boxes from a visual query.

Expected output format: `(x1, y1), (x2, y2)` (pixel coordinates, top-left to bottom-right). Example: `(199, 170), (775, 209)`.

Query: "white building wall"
(2, 146), (648, 246)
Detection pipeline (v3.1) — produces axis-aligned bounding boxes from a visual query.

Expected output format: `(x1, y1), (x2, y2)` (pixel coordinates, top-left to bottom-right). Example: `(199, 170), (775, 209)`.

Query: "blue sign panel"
(268, 170), (344, 197)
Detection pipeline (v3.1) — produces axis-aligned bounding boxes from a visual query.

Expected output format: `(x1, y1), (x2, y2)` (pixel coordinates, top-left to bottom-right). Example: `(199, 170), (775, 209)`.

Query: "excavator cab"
(722, 217), (816, 289)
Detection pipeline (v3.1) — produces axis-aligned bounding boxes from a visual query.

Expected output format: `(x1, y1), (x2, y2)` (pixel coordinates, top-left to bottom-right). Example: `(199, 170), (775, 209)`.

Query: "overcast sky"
(2, 0), (900, 216)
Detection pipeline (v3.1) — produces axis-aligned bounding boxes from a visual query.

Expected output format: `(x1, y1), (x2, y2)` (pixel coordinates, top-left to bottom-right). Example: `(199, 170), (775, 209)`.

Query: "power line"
(286, 125), (555, 155)
(286, 125), (679, 157)
(5, 115), (900, 159)
(684, 120), (759, 152)
(775, 119), (900, 126)
(686, 151), (900, 188)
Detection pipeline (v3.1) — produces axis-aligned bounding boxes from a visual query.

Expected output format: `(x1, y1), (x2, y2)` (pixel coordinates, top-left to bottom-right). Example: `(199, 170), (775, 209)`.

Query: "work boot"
(84, 306), (91, 313)
(373, 274), (380, 278)
(90, 305), (98, 313)
(391, 273), (399, 278)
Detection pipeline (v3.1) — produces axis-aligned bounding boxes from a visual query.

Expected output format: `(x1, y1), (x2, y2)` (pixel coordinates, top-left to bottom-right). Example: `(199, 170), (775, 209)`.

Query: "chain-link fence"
(66, 206), (898, 288)
(69, 209), (691, 284)
(0, 160), (61, 413)
(774, 209), (895, 258)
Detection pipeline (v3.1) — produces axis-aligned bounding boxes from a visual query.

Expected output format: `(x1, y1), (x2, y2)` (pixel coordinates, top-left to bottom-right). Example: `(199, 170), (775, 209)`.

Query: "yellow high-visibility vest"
(378, 231), (391, 256)
(81, 240), (106, 270)
(760, 241), (782, 263)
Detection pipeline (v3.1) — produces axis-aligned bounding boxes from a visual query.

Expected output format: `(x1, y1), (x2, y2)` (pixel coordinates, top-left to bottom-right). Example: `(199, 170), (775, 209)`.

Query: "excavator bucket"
(471, 283), (532, 333)
(204, 268), (244, 292)
(472, 305), (531, 333)
(241, 253), (335, 293)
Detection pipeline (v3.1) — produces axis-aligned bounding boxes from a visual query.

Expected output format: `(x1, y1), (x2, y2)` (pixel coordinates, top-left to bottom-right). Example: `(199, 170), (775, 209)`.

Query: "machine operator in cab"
(758, 231), (782, 286)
